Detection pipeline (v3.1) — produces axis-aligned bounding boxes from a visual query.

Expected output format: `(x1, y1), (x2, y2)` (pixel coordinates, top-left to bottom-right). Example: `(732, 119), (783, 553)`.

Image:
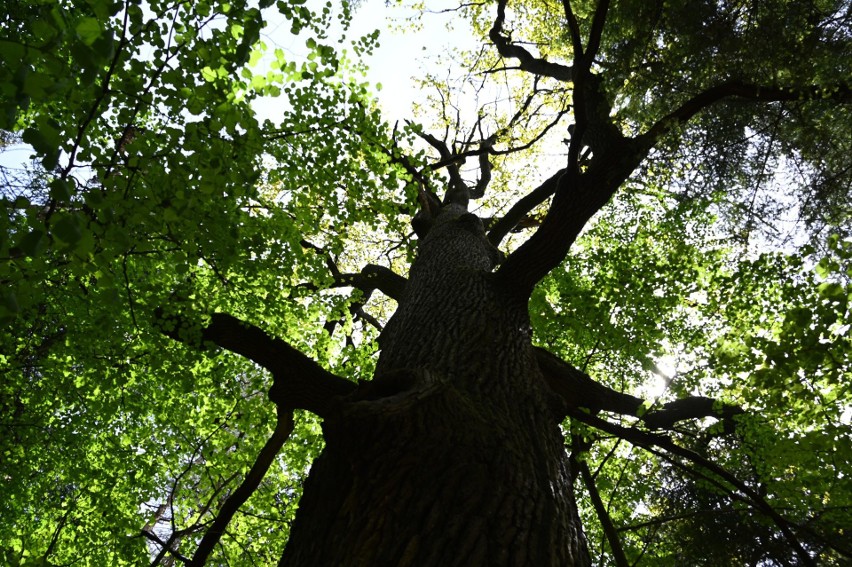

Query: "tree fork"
(278, 205), (593, 566)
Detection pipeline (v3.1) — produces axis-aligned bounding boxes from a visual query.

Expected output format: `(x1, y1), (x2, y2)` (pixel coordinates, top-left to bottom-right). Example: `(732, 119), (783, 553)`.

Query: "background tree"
(1, 0), (850, 566)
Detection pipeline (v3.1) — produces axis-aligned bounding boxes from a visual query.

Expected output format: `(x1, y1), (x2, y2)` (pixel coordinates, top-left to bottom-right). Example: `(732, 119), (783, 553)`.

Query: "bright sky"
(258, 0), (478, 125)
(349, 2), (476, 123)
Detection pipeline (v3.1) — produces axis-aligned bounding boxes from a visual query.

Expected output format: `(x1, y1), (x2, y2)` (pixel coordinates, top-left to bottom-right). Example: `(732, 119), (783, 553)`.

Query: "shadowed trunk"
(279, 206), (591, 566)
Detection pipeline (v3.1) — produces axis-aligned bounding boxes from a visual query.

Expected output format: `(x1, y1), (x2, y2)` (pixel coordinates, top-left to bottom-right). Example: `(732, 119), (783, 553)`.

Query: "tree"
(1, 0), (850, 565)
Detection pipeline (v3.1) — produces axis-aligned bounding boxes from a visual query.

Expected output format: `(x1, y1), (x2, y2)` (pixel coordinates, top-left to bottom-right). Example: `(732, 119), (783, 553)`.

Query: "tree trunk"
(279, 207), (591, 566)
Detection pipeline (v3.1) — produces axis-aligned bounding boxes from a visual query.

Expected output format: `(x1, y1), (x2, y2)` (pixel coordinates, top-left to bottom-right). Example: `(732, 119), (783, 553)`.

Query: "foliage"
(1, 0), (850, 565)
(552, 193), (851, 565)
(1, 0), (406, 564)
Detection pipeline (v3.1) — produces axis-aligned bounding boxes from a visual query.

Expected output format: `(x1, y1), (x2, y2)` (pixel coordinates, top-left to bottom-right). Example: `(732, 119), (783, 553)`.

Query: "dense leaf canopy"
(1, 0), (850, 565)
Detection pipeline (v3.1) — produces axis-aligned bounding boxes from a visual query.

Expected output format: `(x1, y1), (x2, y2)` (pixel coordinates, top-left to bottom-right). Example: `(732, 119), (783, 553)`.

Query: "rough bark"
(279, 206), (591, 567)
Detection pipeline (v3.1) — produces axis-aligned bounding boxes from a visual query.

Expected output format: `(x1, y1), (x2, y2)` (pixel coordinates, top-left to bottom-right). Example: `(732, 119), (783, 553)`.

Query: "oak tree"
(1, 0), (850, 565)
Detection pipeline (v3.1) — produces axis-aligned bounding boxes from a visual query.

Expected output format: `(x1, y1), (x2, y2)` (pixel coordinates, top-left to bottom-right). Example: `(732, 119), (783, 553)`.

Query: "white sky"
(257, 0), (477, 125)
(350, 2), (476, 123)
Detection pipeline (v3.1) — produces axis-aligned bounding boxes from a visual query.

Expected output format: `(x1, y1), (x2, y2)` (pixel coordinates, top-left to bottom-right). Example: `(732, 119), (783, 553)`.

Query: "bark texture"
(279, 206), (591, 566)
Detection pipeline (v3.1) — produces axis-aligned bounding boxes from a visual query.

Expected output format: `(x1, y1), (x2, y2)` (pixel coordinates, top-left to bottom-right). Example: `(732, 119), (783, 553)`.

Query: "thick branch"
(584, 0), (610, 69)
(536, 347), (643, 416)
(640, 80), (852, 145)
(158, 311), (355, 415)
(496, 78), (850, 296)
(561, 0), (584, 60)
(495, 73), (641, 297)
(490, 0), (573, 82)
(189, 409), (295, 566)
(333, 264), (407, 302)
(643, 396), (744, 431)
(494, 163), (620, 297)
(576, 447), (630, 567)
(472, 148), (492, 199)
(488, 168), (564, 246)
(536, 347), (743, 430)
(426, 153), (473, 172)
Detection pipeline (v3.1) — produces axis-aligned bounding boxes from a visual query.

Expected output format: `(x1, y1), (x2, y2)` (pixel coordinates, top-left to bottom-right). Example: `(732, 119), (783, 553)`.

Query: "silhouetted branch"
(536, 347), (643, 416)
(575, 439), (630, 567)
(561, 0), (584, 59)
(157, 311), (355, 416)
(488, 168), (565, 246)
(585, 0), (610, 68)
(299, 246), (406, 302)
(332, 264), (408, 302)
(189, 409), (295, 566)
(471, 145), (492, 199)
(492, 164), (596, 296)
(567, 409), (817, 567)
(415, 129), (469, 206)
(640, 80), (852, 146)
(643, 397), (744, 431)
(494, 66), (641, 297)
(366, 127), (440, 200)
(536, 347), (744, 431)
(490, 0), (573, 81)
(490, 103), (572, 156)
(298, 241), (406, 331)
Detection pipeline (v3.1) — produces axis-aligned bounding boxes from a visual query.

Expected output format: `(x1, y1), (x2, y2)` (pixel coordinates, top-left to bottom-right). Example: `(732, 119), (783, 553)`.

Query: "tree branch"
(415, 129), (469, 206)
(584, 0), (610, 69)
(488, 168), (564, 246)
(471, 145), (493, 199)
(331, 264), (407, 302)
(189, 408), (295, 566)
(567, 408), (817, 566)
(640, 80), (852, 146)
(157, 311), (355, 416)
(493, 162), (618, 297)
(536, 347), (643, 416)
(62, 6), (131, 179)
(494, 76), (850, 296)
(489, 0), (573, 82)
(561, 0), (584, 60)
(494, 68), (641, 297)
(298, 242), (406, 332)
(574, 438), (630, 567)
(384, 144), (439, 199)
(642, 396), (744, 431)
(536, 347), (743, 430)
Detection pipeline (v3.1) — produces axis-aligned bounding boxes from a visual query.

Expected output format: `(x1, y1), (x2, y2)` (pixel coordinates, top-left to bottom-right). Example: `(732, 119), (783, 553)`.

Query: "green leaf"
(75, 17), (102, 46)
(52, 213), (82, 245)
(49, 178), (74, 201)
(16, 229), (46, 257)
(818, 282), (845, 299)
(0, 290), (20, 315)
(0, 38), (26, 63)
(22, 120), (61, 170)
(22, 71), (57, 99)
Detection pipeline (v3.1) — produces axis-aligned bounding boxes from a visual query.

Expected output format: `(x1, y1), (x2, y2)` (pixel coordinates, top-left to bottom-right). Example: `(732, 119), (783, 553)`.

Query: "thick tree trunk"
(279, 208), (591, 566)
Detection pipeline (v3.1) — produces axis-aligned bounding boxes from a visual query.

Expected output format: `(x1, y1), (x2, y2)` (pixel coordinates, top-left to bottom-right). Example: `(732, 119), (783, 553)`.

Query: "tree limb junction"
(158, 311), (356, 416)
